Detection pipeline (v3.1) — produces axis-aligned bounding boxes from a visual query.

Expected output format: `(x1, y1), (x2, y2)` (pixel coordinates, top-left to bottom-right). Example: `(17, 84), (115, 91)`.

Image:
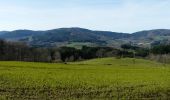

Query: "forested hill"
(0, 28), (170, 47)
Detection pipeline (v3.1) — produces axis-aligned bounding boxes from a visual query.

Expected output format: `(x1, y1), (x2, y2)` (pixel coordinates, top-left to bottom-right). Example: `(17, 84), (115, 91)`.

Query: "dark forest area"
(0, 40), (170, 63)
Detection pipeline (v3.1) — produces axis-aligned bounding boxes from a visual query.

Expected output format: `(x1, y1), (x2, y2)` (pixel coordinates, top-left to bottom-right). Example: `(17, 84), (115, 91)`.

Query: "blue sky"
(0, 0), (170, 33)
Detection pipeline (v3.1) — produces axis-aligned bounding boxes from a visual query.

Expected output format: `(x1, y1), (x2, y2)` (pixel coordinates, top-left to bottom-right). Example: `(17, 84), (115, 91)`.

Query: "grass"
(66, 42), (97, 49)
(0, 58), (169, 99)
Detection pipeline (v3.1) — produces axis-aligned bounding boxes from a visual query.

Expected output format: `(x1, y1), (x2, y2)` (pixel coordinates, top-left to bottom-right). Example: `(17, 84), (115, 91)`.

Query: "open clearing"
(0, 58), (169, 99)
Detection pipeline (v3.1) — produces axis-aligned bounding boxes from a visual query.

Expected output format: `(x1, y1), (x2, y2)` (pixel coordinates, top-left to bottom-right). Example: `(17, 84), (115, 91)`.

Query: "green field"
(0, 58), (169, 99)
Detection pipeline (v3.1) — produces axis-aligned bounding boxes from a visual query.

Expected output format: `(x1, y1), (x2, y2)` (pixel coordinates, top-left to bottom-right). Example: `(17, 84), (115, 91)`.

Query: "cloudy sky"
(0, 0), (170, 33)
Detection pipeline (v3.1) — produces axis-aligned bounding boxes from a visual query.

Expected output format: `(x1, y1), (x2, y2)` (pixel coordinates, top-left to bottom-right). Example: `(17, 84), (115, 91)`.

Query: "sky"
(0, 0), (170, 33)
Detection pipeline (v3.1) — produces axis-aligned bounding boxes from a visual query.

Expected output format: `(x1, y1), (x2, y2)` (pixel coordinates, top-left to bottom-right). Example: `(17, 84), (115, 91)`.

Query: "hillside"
(0, 28), (170, 47)
(130, 29), (170, 46)
(0, 58), (169, 99)
(0, 31), (8, 35)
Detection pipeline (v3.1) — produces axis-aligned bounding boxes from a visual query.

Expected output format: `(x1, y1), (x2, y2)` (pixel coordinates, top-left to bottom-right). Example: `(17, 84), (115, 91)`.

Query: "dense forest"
(0, 40), (120, 62)
(0, 39), (170, 63)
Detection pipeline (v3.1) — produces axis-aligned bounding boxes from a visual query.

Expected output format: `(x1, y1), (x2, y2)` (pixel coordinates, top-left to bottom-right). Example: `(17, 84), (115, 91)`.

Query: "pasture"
(0, 58), (169, 99)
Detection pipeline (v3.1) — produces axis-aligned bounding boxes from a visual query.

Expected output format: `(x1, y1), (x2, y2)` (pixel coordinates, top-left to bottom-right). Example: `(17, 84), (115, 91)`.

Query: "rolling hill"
(0, 28), (170, 47)
(0, 58), (169, 99)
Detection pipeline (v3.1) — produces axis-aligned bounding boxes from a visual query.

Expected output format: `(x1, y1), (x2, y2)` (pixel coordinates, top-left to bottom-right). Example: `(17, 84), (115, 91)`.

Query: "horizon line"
(1, 27), (170, 34)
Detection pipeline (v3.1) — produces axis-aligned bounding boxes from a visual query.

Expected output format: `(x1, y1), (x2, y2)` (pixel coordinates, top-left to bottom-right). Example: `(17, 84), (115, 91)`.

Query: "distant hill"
(0, 31), (9, 35)
(132, 29), (170, 38)
(130, 29), (170, 46)
(0, 28), (170, 47)
(0, 30), (43, 40)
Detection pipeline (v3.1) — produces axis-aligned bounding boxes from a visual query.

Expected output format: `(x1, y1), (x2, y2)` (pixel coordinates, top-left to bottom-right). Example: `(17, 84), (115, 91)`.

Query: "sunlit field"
(0, 58), (169, 99)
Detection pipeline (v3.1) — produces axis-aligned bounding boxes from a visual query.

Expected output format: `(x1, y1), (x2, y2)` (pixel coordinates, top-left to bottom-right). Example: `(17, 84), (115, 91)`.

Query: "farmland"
(0, 58), (169, 99)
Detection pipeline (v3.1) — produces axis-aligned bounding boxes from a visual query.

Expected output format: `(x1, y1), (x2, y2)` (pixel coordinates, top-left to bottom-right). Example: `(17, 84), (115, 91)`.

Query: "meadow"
(0, 58), (169, 99)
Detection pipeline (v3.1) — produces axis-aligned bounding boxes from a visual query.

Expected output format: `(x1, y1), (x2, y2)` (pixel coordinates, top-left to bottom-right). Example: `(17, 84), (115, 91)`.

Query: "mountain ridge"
(0, 28), (170, 47)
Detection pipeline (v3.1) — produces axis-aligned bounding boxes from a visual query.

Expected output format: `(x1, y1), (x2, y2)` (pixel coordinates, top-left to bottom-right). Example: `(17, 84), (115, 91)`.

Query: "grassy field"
(0, 58), (169, 100)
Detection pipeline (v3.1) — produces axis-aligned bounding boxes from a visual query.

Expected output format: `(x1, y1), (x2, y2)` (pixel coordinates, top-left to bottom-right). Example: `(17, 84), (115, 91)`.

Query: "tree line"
(0, 40), (121, 62)
(1, 40), (170, 63)
(150, 45), (170, 64)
